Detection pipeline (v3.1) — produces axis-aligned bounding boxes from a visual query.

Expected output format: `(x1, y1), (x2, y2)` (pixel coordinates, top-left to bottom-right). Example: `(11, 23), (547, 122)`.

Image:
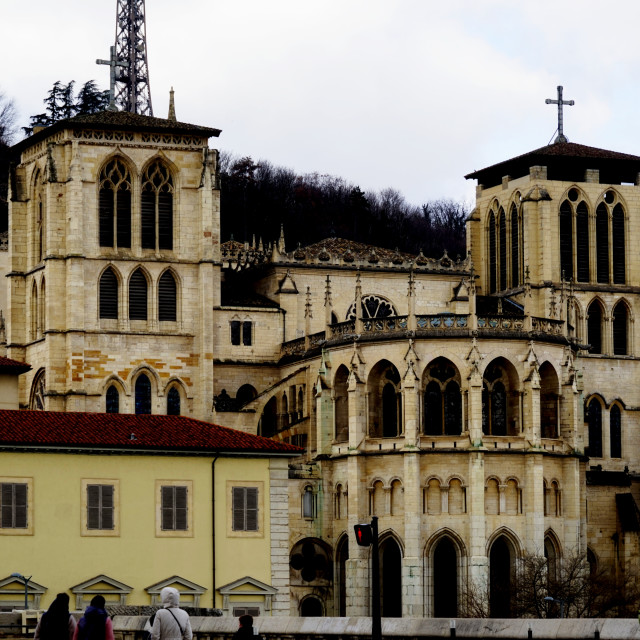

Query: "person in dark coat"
(34, 592), (76, 640)
(73, 595), (114, 640)
(233, 615), (260, 640)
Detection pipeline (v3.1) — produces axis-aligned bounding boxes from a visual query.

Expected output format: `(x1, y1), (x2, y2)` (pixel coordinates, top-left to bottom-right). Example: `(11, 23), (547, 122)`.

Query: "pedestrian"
(151, 587), (192, 640)
(233, 614), (260, 640)
(34, 593), (76, 640)
(73, 595), (114, 640)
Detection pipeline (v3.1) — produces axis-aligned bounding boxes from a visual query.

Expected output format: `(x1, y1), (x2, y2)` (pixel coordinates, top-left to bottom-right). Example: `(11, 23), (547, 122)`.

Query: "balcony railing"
(281, 312), (566, 357)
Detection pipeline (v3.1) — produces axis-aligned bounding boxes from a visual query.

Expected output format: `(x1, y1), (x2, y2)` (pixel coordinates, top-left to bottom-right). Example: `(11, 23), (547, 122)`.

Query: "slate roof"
(12, 110), (221, 154)
(0, 357), (31, 373)
(0, 410), (302, 456)
(465, 141), (640, 189)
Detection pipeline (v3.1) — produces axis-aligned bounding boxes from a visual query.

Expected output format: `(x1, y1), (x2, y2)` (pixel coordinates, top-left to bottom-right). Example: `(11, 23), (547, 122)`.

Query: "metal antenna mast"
(113, 0), (154, 116)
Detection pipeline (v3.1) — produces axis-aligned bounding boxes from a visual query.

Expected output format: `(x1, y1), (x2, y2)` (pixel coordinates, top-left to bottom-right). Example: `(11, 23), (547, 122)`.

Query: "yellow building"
(0, 409), (301, 614)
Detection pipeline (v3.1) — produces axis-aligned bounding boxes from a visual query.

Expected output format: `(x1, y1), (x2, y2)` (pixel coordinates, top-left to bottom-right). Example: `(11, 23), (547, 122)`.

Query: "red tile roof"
(0, 357), (31, 373)
(0, 410), (302, 456)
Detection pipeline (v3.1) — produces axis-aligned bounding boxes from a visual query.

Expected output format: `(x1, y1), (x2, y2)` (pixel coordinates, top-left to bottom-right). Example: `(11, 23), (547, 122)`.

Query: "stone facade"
(5, 116), (640, 618)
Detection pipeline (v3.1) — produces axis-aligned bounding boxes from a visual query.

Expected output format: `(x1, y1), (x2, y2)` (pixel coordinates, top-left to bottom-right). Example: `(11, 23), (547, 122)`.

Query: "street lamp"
(544, 595), (565, 618)
(10, 573), (32, 610)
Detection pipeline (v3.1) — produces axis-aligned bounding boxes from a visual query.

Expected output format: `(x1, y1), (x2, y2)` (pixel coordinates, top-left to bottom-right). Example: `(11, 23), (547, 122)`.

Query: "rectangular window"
(156, 480), (193, 537)
(1, 483), (28, 529)
(161, 485), (188, 531)
(87, 484), (114, 530)
(231, 321), (252, 346)
(232, 487), (259, 531)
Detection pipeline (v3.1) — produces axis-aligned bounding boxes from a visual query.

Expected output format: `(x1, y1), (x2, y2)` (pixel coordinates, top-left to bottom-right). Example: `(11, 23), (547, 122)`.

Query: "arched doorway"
(336, 535), (349, 617)
(300, 595), (323, 616)
(379, 537), (402, 617)
(489, 535), (514, 617)
(260, 396), (278, 437)
(433, 537), (458, 617)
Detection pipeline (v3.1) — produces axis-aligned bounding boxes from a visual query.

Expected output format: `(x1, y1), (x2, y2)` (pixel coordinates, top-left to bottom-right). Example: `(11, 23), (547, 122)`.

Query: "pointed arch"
(426, 529), (466, 618)
(141, 157), (174, 251)
(539, 361), (560, 438)
(587, 298), (604, 354)
(576, 200), (590, 282)
(544, 530), (562, 581)
(335, 533), (349, 617)
(259, 396), (278, 438)
(610, 403), (622, 459)
(488, 208), (497, 293)
(612, 203), (626, 284)
(482, 357), (520, 436)
(30, 280), (38, 340)
(158, 269), (178, 322)
(612, 299), (630, 356)
(498, 207), (507, 290)
(487, 530), (521, 618)
(510, 201), (520, 287)
(98, 155), (133, 249)
(586, 395), (603, 458)
(378, 532), (403, 617)
(422, 357), (462, 436)
(596, 202), (609, 283)
(131, 367), (159, 415)
(99, 266), (120, 319)
(104, 375), (126, 414)
(129, 267), (149, 321)
(559, 199), (573, 281)
(367, 360), (401, 438)
(235, 384), (257, 408)
(567, 296), (583, 341)
(29, 368), (46, 411)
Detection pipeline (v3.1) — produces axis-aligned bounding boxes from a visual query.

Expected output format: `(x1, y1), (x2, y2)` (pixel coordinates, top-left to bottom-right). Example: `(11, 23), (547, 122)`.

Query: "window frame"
(156, 480), (193, 537)
(0, 478), (33, 535)
(81, 479), (119, 537)
(227, 481), (263, 537)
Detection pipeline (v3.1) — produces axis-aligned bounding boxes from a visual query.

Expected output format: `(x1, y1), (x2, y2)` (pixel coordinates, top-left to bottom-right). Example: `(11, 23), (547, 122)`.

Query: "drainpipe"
(212, 454), (220, 609)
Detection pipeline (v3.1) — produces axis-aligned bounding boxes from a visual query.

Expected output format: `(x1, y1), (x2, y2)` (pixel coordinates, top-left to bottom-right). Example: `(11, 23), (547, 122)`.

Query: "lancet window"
(487, 201), (522, 292)
(99, 158), (132, 249)
(141, 160), (174, 251)
(99, 268), (119, 319)
(158, 271), (177, 322)
(129, 269), (148, 321)
(423, 358), (462, 436)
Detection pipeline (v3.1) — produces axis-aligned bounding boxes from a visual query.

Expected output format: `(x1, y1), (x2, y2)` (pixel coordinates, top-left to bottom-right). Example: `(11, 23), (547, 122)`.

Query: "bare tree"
(0, 90), (17, 146)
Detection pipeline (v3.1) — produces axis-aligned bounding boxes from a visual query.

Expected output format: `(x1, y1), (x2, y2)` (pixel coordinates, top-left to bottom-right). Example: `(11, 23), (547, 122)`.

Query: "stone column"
(523, 452), (545, 553)
(346, 454), (369, 616)
(522, 371), (541, 447)
(468, 368), (483, 447)
(315, 378), (333, 456)
(467, 450), (488, 592)
(403, 452), (423, 617)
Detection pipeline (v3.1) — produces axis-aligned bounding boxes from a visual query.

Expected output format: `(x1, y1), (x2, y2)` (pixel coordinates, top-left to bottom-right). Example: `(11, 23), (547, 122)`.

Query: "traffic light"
(354, 523), (373, 546)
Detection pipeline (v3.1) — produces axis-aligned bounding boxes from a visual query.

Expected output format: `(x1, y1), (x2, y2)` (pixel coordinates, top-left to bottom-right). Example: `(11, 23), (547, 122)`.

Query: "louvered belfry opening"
(510, 202), (519, 287)
(99, 158), (132, 248)
(576, 201), (589, 282)
(612, 204), (626, 284)
(158, 271), (177, 321)
(142, 160), (173, 251)
(559, 200), (573, 281)
(596, 203), (609, 284)
(129, 269), (148, 320)
(488, 210), (497, 293)
(498, 208), (507, 290)
(612, 302), (628, 356)
(99, 268), (119, 319)
(587, 302), (603, 354)
(587, 400), (603, 458)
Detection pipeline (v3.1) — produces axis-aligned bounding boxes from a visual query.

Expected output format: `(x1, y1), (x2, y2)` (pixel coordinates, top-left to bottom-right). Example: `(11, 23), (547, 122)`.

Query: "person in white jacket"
(151, 588), (192, 640)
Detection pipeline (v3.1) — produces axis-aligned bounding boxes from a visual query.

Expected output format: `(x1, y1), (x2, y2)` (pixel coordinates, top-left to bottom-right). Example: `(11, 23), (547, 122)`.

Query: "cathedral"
(3, 101), (640, 618)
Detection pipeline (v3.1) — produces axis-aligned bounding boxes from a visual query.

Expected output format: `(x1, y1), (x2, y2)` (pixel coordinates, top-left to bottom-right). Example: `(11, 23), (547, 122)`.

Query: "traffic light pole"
(371, 516), (382, 640)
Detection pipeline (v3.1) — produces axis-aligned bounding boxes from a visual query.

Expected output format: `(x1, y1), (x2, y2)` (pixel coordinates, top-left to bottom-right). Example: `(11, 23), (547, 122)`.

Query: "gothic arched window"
(167, 387), (181, 415)
(612, 301), (628, 356)
(106, 385), (120, 413)
(99, 158), (131, 249)
(488, 209), (497, 293)
(135, 374), (152, 415)
(158, 271), (177, 322)
(99, 268), (119, 319)
(423, 359), (462, 436)
(498, 208), (507, 291)
(610, 405), (622, 459)
(141, 160), (173, 251)
(587, 399), (602, 458)
(510, 202), (520, 287)
(129, 268), (148, 321)
(596, 203), (609, 284)
(587, 300), (603, 354)
(482, 360), (518, 436)
(612, 204), (626, 284)
(29, 369), (46, 411)
(559, 200), (573, 281)
(576, 201), (590, 282)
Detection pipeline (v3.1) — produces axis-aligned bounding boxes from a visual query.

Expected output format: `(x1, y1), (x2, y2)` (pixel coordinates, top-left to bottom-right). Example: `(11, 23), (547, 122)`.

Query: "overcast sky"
(3, 0), (640, 208)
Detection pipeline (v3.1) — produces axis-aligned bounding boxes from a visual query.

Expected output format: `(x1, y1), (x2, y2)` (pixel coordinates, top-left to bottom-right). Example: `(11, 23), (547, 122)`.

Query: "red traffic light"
(354, 523), (373, 546)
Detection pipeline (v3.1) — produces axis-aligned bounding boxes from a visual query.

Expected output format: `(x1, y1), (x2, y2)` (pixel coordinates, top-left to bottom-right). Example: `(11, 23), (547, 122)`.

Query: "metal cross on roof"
(545, 85), (574, 144)
(96, 45), (127, 111)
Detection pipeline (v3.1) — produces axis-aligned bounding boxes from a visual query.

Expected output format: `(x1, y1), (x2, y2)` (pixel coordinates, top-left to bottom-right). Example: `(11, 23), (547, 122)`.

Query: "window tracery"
(99, 158), (132, 249)
(346, 295), (395, 320)
(141, 160), (174, 251)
